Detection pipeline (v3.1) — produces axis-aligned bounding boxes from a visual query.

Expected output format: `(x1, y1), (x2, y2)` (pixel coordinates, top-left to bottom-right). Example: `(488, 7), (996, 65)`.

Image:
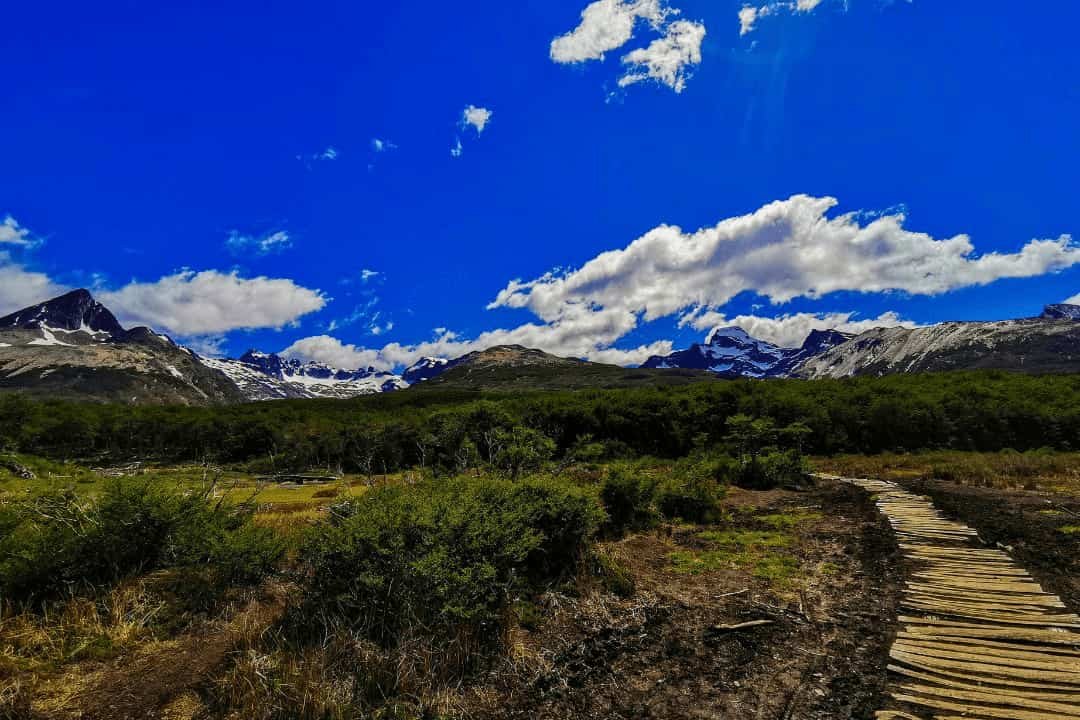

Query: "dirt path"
(830, 475), (1080, 719)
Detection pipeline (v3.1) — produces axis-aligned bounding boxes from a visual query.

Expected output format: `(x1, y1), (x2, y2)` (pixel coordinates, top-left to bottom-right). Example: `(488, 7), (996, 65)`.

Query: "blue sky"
(3, 0), (1079, 369)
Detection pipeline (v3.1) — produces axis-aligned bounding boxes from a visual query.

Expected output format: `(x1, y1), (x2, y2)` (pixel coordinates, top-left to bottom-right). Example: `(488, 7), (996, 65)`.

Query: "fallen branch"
(711, 619), (774, 632)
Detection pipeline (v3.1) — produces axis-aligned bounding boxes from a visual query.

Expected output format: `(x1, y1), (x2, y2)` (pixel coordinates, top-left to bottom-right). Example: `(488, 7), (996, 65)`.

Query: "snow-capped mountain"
(641, 326), (851, 378)
(0, 288), (125, 337)
(205, 350), (407, 401)
(0, 290), (242, 404)
(402, 356), (451, 384)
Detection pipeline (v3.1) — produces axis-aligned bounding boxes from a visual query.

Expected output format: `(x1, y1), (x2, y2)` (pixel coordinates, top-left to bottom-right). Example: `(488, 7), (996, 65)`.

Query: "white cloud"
(681, 309), (918, 347)
(0, 216), (40, 247)
(283, 306), (673, 371)
(281, 335), (386, 370)
(740, 0), (826, 35)
(297, 147), (339, 165)
(226, 230), (293, 256)
(461, 105), (492, 134)
(0, 252), (70, 315)
(183, 335), (229, 358)
(284, 194), (1076, 371)
(100, 269), (327, 336)
(360, 269), (380, 282)
(552, 0), (705, 93)
(371, 138), (397, 153)
(450, 138), (463, 158)
(550, 0), (671, 63)
(619, 19), (705, 93)
(489, 195), (1078, 337)
(1064, 292), (1080, 305)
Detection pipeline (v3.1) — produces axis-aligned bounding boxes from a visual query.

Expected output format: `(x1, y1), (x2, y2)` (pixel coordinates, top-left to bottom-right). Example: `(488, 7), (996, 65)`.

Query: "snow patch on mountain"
(201, 350), (408, 401)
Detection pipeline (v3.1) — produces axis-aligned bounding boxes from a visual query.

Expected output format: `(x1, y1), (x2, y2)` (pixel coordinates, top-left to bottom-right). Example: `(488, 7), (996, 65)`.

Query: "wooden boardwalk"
(830, 475), (1080, 719)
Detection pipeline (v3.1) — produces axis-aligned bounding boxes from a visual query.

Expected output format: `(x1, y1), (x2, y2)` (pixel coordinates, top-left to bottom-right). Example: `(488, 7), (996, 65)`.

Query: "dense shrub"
(296, 476), (601, 647)
(654, 453), (731, 523)
(735, 450), (808, 490)
(599, 466), (657, 535)
(490, 426), (556, 478)
(0, 481), (284, 605)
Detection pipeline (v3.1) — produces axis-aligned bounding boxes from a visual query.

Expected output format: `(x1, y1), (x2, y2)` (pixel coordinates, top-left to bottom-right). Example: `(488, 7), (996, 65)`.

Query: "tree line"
(2, 371), (1079, 472)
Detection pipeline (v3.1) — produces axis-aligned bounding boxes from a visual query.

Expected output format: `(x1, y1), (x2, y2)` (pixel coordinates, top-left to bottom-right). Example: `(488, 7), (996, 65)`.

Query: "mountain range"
(2, 289), (1080, 404)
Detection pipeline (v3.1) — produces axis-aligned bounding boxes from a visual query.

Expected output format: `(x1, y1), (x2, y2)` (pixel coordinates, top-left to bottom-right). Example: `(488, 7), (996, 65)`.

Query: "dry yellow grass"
(814, 451), (1080, 497)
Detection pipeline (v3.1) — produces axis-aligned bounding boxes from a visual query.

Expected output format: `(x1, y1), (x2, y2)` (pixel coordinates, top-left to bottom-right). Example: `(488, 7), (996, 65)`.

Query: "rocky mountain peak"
(799, 329), (853, 354)
(0, 289), (125, 336)
(1040, 304), (1080, 321)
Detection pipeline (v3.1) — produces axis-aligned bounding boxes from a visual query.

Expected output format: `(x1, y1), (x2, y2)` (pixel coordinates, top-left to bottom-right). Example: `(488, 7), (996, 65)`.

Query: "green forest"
(3, 371), (1079, 471)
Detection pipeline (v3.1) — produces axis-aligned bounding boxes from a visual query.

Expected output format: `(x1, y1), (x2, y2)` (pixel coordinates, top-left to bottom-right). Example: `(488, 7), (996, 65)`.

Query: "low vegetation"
(3, 373), (1080, 717)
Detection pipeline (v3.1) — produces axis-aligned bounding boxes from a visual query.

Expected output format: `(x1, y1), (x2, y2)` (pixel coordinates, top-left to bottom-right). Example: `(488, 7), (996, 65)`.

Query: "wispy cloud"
(450, 138), (464, 158)
(0, 215), (42, 248)
(739, 0), (825, 35)
(296, 146), (339, 167)
(225, 229), (293, 257)
(371, 138), (397, 153)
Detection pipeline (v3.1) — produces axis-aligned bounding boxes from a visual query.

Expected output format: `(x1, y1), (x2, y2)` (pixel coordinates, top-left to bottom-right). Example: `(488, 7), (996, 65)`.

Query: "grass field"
(813, 449), (1080, 496)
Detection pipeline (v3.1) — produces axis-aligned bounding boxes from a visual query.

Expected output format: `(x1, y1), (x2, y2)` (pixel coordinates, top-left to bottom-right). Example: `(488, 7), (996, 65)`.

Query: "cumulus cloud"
(550, 0), (672, 63)
(281, 335), (386, 370)
(0, 216), (40, 247)
(619, 19), (705, 93)
(681, 309), (918, 347)
(489, 196), (1079, 338)
(740, 0), (825, 35)
(225, 230), (293, 256)
(283, 308), (674, 371)
(0, 252), (70, 315)
(284, 194), (1075, 371)
(552, 0), (705, 93)
(461, 106), (492, 134)
(100, 269), (327, 336)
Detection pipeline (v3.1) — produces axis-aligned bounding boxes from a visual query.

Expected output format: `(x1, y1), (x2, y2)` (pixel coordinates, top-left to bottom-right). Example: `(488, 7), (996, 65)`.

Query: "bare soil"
(470, 481), (904, 720)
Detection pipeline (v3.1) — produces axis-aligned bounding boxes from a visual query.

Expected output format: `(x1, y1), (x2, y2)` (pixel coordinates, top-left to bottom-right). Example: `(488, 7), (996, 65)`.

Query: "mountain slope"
(796, 313), (1080, 378)
(0, 292), (242, 404)
(410, 345), (715, 391)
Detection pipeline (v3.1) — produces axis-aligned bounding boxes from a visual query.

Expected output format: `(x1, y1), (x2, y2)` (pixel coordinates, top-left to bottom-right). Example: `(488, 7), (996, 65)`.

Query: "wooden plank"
(891, 692), (1076, 720)
(889, 663), (1080, 702)
(900, 622), (1080, 647)
(895, 631), (1080, 658)
(904, 588), (1063, 608)
(887, 660), (1080, 692)
(893, 642), (1080, 675)
(897, 683), (1080, 718)
(896, 638), (1080, 670)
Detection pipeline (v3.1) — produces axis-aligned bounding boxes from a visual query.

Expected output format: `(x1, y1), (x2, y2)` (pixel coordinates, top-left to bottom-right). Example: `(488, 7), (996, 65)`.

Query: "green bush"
(296, 476), (601, 647)
(599, 466), (656, 535)
(0, 481), (284, 605)
(655, 453), (731, 522)
(490, 426), (556, 478)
